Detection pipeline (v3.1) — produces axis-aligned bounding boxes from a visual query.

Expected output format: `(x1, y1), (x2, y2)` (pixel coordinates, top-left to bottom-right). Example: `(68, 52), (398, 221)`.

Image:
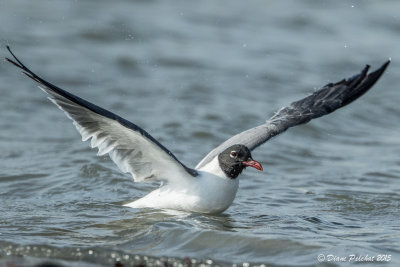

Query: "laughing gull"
(6, 46), (390, 214)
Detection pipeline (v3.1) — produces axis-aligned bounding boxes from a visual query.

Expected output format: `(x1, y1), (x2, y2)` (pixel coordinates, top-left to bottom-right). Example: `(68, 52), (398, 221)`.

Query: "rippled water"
(0, 1), (399, 266)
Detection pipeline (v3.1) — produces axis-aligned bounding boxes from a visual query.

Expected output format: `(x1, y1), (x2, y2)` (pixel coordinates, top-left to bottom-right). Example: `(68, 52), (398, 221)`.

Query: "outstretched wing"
(6, 46), (198, 182)
(196, 60), (390, 169)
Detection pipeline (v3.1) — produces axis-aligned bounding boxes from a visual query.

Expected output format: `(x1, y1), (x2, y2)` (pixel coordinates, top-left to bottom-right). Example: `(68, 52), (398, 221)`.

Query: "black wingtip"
(5, 57), (20, 68)
(341, 60), (390, 107)
(6, 45), (15, 62)
(5, 45), (26, 71)
(364, 60), (390, 86)
(6, 46), (46, 84)
(377, 59), (391, 74)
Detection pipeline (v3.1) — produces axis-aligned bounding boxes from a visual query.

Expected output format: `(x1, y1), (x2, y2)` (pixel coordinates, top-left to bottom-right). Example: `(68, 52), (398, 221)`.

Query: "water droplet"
(125, 34), (135, 41)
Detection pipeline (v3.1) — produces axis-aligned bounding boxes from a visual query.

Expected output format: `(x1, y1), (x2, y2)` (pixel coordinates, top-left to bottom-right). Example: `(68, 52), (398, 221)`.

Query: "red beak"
(242, 159), (263, 171)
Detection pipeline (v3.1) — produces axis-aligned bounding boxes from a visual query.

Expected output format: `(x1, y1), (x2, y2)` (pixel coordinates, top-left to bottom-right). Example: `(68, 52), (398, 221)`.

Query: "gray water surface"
(0, 1), (399, 266)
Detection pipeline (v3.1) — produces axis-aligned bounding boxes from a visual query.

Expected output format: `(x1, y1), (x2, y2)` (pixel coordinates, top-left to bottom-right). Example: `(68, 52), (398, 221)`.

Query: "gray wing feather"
(196, 61), (390, 169)
(6, 46), (198, 182)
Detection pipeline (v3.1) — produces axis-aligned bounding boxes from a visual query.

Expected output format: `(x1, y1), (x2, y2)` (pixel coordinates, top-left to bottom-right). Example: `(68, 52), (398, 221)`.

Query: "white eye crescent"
(230, 151), (238, 158)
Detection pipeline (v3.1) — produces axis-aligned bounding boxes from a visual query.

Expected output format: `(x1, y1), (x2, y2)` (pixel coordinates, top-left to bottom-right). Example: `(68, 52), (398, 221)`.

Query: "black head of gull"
(218, 144), (263, 179)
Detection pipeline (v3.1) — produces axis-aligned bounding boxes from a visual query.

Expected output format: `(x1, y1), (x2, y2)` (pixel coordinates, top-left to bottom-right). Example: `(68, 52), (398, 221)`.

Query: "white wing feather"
(5, 46), (198, 183)
(42, 86), (192, 183)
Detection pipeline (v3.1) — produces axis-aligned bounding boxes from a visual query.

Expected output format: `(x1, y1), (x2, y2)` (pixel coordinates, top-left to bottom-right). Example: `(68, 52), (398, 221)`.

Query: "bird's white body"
(124, 157), (239, 214)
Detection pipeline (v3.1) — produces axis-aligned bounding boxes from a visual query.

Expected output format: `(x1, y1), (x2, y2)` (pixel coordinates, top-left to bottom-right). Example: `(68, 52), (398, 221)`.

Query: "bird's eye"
(230, 151), (238, 158)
